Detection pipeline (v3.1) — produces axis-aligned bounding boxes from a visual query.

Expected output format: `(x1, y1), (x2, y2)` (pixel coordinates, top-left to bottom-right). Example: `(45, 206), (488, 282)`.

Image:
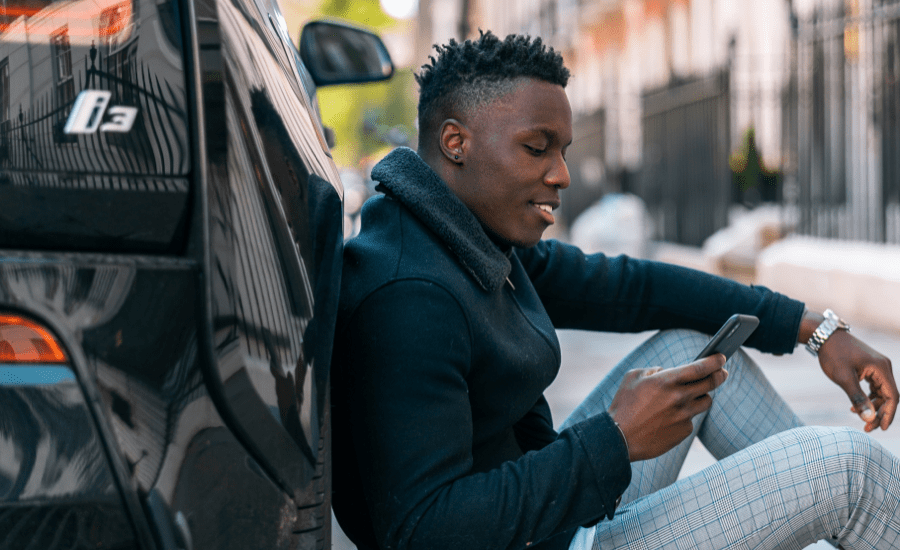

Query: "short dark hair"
(416, 31), (570, 150)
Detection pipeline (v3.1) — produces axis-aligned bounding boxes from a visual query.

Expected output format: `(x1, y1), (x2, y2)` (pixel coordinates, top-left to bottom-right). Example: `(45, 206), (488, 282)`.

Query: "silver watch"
(805, 309), (850, 356)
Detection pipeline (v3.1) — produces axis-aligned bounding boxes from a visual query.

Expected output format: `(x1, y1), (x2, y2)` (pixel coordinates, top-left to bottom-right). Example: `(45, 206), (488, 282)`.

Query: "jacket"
(331, 147), (806, 550)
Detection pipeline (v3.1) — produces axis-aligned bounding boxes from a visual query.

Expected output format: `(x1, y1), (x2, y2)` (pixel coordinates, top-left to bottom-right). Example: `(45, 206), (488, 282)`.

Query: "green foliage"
(317, 69), (418, 168)
(312, 0), (418, 167)
(318, 0), (395, 29)
(729, 127), (781, 204)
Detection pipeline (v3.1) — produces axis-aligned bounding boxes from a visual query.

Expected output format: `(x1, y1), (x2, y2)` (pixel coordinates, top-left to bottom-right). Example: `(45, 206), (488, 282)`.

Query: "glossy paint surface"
(0, 0), (191, 253)
(197, 0), (342, 536)
(0, 255), (323, 549)
(1, 0), (347, 544)
(0, 377), (136, 549)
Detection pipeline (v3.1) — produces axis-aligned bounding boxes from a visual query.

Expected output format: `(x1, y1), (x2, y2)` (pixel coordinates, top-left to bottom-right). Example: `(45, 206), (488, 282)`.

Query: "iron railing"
(795, 0), (900, 244)
(0, 42), (188, 186)
(637, 70), (732, 247)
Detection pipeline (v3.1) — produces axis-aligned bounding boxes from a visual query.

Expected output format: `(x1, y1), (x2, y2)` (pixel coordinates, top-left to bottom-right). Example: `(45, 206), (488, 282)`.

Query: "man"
(332, 31), (899, 550)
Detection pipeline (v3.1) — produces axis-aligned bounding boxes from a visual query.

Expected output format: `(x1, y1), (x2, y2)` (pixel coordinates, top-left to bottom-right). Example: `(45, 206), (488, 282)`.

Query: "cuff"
(569, 412), (632, 521)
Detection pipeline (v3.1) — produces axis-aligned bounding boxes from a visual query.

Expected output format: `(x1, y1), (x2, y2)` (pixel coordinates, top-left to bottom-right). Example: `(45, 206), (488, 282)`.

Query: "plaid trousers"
(562, 329), (900, 550)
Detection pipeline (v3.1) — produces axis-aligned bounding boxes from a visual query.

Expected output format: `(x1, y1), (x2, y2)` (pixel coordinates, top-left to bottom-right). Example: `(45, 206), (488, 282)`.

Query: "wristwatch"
(805, 309), (850, 356)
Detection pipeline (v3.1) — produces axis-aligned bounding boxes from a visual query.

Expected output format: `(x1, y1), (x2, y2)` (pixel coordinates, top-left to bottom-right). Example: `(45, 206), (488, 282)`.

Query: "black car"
(0, 0), (391, 546)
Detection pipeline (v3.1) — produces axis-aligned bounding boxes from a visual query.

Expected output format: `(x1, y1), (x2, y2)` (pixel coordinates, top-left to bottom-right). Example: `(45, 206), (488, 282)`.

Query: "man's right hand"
(608, 355), (729, 462)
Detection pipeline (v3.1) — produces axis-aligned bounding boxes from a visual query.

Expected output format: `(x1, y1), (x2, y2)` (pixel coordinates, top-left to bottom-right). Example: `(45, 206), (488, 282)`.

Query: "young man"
(332, 32), (899, 550)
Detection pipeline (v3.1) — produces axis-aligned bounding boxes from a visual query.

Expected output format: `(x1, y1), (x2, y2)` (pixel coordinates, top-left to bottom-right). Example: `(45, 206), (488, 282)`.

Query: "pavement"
(333, 324), (900, 549)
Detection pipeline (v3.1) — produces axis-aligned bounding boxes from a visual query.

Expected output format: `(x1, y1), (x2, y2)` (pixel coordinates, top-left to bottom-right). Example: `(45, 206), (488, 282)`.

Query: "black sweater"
(331, 147), (806, 550)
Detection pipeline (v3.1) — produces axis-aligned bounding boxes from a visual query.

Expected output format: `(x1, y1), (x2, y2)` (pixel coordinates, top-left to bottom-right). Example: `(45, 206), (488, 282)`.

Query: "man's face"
(451, 78), (572, 248)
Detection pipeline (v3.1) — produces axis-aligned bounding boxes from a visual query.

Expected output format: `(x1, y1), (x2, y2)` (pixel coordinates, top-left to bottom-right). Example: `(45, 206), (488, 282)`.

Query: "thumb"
(842, 381), (876, 422)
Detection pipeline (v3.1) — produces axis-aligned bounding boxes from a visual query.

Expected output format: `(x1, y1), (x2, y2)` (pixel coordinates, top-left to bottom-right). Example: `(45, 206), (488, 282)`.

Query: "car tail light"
(0, 314), (75, 385)
(0, 314), (68, 363)
(0, 312), (139, 548)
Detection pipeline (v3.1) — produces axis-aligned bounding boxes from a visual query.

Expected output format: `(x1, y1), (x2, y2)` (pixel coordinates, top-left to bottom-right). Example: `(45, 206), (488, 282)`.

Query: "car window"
(0, 0), (191, 252)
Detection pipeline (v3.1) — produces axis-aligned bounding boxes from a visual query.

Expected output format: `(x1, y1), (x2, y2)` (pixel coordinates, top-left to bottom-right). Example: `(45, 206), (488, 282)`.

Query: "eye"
(524, 145), (546, 156)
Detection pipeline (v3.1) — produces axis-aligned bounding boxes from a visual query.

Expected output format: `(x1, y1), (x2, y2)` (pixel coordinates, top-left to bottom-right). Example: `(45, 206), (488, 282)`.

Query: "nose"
(545, 153), (570, 189)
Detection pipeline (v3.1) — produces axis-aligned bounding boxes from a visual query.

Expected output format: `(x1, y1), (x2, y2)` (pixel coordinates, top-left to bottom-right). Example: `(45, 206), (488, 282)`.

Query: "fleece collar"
(370, 147), (511, 292)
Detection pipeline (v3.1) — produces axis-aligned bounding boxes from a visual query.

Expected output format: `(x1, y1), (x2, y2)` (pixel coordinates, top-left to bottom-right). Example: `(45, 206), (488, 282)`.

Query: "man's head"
(416, 31), (570, 157)
(415, 32), (573, 248)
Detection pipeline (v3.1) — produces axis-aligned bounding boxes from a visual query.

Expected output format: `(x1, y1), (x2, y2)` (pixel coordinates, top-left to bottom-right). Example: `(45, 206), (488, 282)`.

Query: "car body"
(0, 0), (390, 547)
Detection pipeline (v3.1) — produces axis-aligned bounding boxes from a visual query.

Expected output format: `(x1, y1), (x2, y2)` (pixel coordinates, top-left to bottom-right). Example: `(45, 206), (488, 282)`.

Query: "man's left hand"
(818, 329), (897, 432)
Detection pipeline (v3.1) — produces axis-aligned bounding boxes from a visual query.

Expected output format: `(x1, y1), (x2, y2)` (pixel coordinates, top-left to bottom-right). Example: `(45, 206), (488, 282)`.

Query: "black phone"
(694, 314), (760, 361)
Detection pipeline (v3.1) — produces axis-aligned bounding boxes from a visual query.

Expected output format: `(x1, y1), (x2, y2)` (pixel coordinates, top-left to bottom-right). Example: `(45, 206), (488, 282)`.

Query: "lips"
(530, 200), (560, 224)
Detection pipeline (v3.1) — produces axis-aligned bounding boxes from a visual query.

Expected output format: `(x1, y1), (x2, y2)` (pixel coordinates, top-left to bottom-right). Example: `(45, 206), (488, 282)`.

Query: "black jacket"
(332, 147), (806, 550)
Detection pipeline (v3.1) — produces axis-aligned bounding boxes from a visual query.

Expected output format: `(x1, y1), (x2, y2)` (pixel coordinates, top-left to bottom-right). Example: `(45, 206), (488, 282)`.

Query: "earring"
(454, 155), (459, 160)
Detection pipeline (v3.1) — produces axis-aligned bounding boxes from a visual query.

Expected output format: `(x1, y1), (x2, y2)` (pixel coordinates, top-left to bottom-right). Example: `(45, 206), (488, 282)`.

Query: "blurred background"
(280, 0), (899, 547)
(279, 0), (899, 333)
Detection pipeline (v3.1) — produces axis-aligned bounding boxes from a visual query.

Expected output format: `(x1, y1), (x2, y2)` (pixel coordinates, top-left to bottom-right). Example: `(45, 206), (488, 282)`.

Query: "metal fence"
(637, 70), (732, 247)
(795, 0), (900, 244)
(0, 43), (188, 183)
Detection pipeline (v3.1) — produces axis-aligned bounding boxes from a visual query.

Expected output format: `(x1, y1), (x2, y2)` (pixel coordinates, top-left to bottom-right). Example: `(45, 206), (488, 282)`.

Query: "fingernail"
(861, 408), (876, 421)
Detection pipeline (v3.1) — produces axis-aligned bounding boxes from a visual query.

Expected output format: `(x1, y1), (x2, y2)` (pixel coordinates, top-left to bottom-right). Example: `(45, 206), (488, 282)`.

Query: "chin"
(502, 232), (544, 249)
(514, 236), (543, 248)
(481, 221), (545, 249)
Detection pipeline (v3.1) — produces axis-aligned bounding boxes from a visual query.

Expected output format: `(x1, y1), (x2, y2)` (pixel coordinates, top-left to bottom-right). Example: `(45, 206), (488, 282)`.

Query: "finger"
(845, 386), (877, 423)
(683, 368), (729, 397)
(622, 369), (645, 383)
(880, 392), (898, 430)
(865, 367), (898, 429)
(666, 355), (726, 384)
(644, 366), (664, 377)
(879, 379), (898, 429)
(686, 393), (714, 417)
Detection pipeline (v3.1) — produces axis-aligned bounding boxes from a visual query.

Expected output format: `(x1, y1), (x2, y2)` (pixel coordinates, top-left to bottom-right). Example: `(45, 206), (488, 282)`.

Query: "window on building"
(0, 58), (9, 127)
(107, 45), (135, 103)
(0, 58), (9, 159)
(51, 27), (75, 108)
(51, 27), (77, 142)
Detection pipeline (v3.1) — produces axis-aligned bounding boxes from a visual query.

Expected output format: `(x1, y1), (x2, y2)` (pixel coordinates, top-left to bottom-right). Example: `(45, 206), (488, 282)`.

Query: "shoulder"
(340, 196), (475, 326)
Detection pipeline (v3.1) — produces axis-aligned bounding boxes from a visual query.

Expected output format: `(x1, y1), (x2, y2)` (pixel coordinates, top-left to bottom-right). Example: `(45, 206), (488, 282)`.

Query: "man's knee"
(647, 329), (711, 367)
(791, 426), (882, 481)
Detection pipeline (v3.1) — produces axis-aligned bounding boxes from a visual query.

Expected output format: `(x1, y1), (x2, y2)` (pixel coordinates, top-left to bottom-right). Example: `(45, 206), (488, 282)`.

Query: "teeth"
(536, 204), (553, 213)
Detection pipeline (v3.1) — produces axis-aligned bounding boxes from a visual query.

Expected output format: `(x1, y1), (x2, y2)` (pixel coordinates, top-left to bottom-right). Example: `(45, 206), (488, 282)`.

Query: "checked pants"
(563, 330), (900, 550)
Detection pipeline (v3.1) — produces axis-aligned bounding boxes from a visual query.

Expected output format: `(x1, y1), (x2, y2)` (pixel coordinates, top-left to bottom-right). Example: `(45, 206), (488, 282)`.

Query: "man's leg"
(580, 426), (900, 549)
(560, 329), (803, 506)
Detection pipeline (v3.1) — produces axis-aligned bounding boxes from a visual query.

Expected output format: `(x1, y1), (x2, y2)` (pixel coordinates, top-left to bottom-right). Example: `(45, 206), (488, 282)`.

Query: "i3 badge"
(64, 90), (139, 134)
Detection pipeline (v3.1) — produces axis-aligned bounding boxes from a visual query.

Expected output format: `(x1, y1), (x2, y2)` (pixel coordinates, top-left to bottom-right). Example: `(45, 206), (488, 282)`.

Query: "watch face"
(825, 309), (850, 330)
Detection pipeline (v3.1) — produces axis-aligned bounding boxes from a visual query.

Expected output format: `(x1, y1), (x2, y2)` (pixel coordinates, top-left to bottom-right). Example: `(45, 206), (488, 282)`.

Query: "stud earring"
(454, 155), (459, 160)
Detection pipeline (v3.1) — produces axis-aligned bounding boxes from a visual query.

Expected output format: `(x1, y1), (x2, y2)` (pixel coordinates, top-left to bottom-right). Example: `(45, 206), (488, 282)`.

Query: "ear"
(438, 119), (469, 165)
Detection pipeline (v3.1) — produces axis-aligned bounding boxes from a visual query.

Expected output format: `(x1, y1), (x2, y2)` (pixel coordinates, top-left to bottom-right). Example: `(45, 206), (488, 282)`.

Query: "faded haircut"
(416, 31), (570, 151)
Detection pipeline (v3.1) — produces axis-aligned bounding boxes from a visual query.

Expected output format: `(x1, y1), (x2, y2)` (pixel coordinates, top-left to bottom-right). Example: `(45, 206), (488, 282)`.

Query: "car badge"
(64, 89), (139, 134)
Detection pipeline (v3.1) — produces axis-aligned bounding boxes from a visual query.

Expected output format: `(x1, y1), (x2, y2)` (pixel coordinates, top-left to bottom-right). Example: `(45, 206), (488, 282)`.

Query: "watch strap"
(806, 309), (849, 356)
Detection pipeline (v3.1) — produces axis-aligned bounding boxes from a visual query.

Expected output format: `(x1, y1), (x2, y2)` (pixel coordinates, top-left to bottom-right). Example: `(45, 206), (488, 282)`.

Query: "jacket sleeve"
(343, 279), (631, 550)
(513, 395), (558, 453)
(516, 240), (806, 355)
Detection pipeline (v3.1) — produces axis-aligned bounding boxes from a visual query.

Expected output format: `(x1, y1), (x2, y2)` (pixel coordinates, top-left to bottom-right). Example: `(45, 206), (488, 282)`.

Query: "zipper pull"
(506, 277), (516, 291)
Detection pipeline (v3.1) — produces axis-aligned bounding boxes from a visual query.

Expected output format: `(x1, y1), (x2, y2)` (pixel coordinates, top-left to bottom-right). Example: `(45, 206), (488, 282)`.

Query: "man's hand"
(608, 355), (728, 462)
(818, 330), (897, 432)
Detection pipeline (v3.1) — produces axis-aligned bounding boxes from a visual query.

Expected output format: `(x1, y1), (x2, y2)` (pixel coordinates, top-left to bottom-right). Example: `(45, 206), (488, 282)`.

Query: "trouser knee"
(648, 329), (721, 368)
(791, 426), (882, 499)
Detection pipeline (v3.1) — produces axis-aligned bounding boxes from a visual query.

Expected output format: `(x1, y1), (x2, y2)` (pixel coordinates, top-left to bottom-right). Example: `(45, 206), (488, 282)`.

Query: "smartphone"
(694, 314), (760, 361)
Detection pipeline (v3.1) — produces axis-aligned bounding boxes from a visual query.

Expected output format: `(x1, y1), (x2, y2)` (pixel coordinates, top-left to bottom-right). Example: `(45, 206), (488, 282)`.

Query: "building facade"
(419, 0), (900, 245)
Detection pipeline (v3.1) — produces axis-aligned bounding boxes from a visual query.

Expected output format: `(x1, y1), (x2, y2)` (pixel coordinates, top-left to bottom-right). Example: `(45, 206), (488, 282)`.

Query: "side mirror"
(299, 20), (394, 87)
